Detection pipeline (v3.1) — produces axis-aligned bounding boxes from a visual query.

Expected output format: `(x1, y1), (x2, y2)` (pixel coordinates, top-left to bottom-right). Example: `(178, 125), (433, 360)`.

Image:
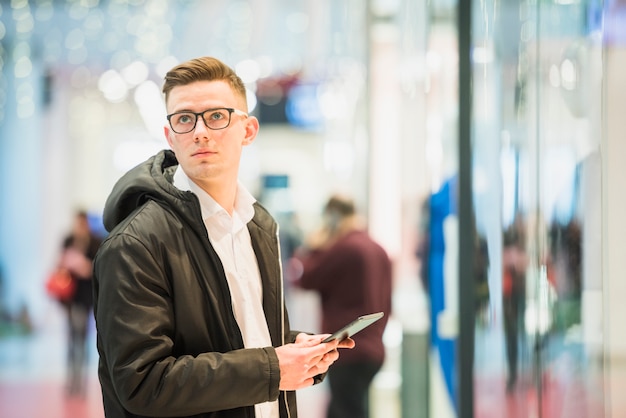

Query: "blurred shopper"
(293, 194), (393, 418)
(59, 210), (102, 396)
(548, 219), (582, 330)
(502, 215), (528, 393)
(93, 56), (353, 418)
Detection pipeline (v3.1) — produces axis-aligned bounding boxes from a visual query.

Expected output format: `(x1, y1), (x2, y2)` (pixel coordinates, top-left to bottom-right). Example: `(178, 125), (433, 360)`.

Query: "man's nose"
(193, 115), (210, 139)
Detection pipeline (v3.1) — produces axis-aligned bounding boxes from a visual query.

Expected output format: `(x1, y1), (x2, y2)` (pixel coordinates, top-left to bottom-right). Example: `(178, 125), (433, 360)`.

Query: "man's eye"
(177, 114), (194, 124)
(208, 110), (227, 121)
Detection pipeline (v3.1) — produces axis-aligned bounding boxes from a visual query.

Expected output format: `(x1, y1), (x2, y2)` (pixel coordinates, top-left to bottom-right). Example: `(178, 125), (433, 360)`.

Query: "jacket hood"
(103, 150), (197, 232)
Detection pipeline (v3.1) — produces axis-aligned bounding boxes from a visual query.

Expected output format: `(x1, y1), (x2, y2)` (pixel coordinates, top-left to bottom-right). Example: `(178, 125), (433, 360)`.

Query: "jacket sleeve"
(93, 231), (281, 416)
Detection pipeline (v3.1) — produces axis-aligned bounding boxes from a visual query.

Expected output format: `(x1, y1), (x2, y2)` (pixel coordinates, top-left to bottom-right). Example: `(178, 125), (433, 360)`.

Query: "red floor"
(475, 372), (608, 418)
(0, 379), (104, 418)
(2, 308), (625, 418)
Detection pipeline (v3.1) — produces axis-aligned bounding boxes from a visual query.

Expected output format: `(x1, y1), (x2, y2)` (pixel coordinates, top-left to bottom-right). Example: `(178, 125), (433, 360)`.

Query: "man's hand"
(275, 333), (355, 391)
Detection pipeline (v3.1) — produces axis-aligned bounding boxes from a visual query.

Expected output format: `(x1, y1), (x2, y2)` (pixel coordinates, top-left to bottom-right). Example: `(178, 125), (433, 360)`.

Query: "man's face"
(164, 80), (258, 190)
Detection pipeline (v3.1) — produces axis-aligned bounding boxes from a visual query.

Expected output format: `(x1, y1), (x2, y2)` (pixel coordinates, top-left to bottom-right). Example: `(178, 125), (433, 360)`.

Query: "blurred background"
(1, 0), (626, 417)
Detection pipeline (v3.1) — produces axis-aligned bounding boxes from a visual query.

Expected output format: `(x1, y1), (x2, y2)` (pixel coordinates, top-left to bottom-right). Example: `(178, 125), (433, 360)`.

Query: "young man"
(93, 56), (353, 418)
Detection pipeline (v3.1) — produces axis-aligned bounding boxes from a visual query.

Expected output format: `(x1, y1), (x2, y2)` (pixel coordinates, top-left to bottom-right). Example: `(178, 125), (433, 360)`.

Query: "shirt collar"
(172, 165), (256, 224)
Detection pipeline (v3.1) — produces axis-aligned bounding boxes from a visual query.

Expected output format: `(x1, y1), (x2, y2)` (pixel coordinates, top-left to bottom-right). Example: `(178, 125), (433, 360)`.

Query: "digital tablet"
(321, 312), (385, 343)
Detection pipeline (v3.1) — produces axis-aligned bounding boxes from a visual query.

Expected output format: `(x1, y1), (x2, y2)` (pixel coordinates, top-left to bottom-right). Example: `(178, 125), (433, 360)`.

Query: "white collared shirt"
(173, 167), (278, 418)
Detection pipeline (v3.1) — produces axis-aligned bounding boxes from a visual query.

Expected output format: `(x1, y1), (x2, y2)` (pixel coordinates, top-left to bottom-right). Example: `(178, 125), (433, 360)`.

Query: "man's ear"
(242, 116), (260, 146)
(164, 125), (174, 148)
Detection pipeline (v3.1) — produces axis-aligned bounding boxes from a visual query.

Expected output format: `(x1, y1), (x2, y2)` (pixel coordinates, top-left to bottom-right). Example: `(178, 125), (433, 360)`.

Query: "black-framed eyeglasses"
(166, 107), (248, 134)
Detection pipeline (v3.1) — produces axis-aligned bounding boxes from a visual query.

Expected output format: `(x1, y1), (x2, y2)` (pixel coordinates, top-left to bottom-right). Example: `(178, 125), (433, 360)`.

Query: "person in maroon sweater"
(292, 194), (393, 418)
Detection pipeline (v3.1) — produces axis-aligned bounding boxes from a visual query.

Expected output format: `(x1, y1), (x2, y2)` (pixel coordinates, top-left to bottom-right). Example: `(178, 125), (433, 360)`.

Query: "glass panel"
(420, 1), (462, 415)
(471, 0), (605, 416)
(532, 0), (605, 415)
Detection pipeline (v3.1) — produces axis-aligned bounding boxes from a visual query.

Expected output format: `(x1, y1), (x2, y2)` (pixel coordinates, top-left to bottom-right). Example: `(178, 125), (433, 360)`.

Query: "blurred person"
(59, 209), (102, 396)
(548, 219), (582, 330)
(93, 56), (353, 418)
(292, 194), (393, 418)
(474, 232), (490, 316)
(502, 215), (528, 393)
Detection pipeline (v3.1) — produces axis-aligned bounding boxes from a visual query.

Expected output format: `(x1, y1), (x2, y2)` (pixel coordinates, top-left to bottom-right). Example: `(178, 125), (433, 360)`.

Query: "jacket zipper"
(275, 225), (291, 418)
